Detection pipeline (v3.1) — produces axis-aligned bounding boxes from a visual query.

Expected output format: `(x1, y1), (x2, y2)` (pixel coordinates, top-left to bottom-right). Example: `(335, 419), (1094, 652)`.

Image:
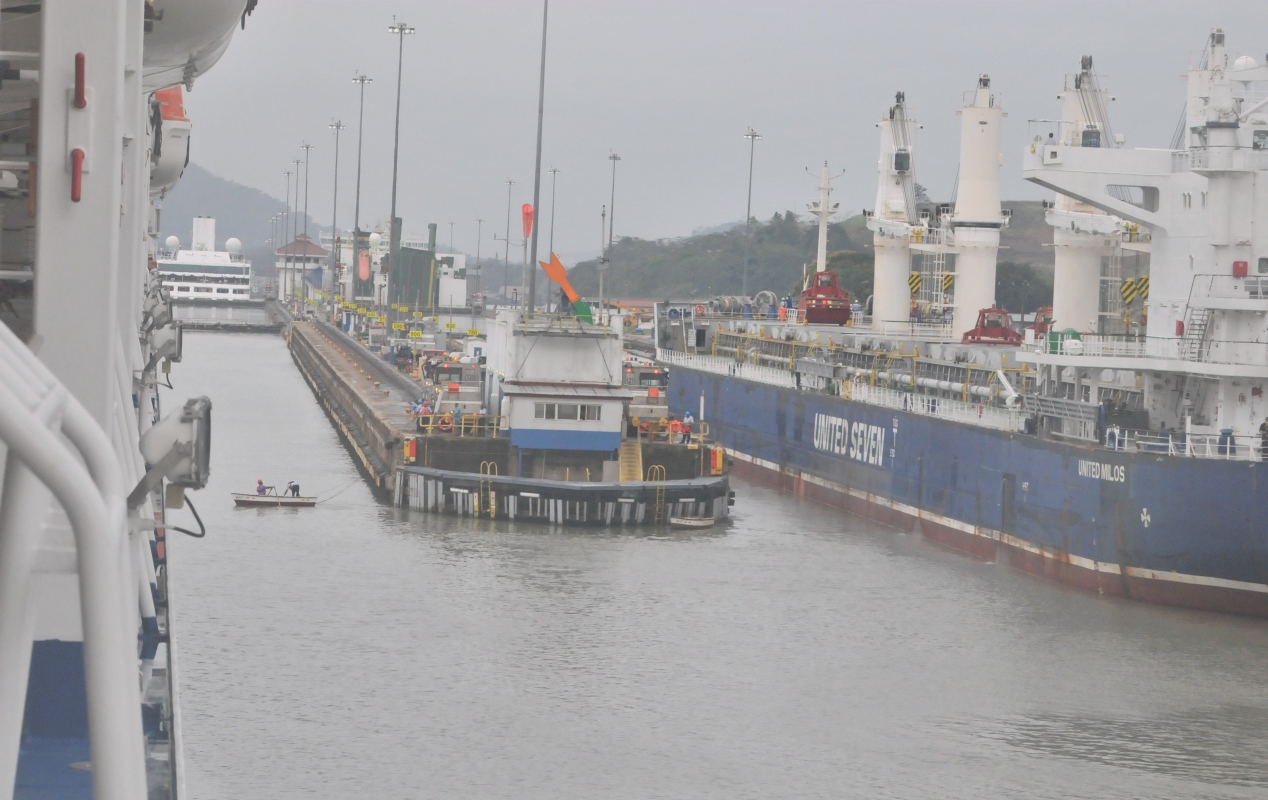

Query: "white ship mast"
(867, 92), (920, 333)
(950, 75), (1007, 338)
(805, 161), (841, 276)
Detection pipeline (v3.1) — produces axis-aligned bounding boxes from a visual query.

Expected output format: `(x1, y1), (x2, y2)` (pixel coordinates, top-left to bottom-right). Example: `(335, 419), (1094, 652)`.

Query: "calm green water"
(168, 332), (1268, 799)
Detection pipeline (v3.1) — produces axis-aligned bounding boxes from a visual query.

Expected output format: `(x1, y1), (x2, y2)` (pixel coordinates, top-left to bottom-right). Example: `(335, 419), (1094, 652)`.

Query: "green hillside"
(569, 201), (1055, 313)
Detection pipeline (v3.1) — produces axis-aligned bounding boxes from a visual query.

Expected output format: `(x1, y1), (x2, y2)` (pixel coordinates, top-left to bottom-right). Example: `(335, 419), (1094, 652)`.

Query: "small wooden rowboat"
(232, 492), (317, 508)
(669, 516), (715, 530)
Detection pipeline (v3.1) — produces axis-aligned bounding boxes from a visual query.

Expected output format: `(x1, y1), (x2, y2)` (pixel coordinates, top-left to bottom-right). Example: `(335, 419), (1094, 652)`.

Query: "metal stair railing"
(0, 320), (147, 800)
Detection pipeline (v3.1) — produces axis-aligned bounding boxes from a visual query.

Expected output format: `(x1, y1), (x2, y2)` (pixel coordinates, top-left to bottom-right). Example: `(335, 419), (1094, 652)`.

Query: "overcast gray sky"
(186, 0), (1260, 262)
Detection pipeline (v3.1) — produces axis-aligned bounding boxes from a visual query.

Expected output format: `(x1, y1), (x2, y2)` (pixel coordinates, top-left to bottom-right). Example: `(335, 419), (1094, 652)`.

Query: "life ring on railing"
(694, 304), (706, 315)
(437, 413), (454, 432)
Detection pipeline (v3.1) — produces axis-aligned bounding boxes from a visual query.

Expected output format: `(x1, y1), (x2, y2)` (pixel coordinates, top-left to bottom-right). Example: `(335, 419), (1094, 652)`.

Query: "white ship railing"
(1190, 274), (1268, 302)
(0, 321), (147, 800)
(1106, 428), (1266, 461)
(848, 383), (1027, 433)
(656, 349), (798, 388)
(1044, 334), (1268, 367)
(878, 320), (955, 339)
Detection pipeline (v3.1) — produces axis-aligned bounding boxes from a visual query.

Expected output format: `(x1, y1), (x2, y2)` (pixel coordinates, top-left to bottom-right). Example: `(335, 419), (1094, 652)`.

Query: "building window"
(194, 287), (211, 292)
(216, 288), (229, 294)
(177, 286), (190, 292)
(232, 289), (248, 295)
(533, 402), (601, 421)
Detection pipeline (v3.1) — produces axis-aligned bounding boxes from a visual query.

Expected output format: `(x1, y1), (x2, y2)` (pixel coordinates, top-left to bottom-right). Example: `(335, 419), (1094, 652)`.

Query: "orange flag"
(539, 252), (579, 303)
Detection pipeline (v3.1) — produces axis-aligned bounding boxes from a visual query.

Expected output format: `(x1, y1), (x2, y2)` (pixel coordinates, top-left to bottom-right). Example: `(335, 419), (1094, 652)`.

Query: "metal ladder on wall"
(618, 440), (643, 482)
(478, 461), (498, 518)
(647, 464), (667, 524)
(1181, 307), (1214, 361)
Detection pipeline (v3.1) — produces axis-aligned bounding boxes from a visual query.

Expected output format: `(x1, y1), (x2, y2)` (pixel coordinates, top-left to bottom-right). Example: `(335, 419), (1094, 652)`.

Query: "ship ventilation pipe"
(950, 75), (1006, 339)
(870, 92), (919, 334)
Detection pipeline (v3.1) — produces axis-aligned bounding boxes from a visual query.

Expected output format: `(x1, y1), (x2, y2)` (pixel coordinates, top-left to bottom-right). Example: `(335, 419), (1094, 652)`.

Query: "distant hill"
(157, 163), (323, 277)
(569, 201), (1054, 312)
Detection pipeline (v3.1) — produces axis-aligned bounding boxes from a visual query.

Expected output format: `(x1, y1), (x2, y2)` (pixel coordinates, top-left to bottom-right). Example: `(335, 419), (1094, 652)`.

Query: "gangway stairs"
(618, 440), (643, 482)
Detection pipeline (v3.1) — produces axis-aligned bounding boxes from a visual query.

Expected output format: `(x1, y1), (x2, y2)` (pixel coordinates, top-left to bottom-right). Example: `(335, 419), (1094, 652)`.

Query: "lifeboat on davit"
(960, 306), (1024, 345)
(797, 270), (852, 325)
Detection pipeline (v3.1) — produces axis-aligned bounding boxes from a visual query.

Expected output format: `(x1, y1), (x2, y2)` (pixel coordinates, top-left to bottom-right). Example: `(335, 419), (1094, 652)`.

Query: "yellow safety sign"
(1120, 277), (1138, 304)
(942, 272), (953, 292)
(908, 272), (922, 294)
(392, 322), (405, 330)
(466, 328), (480, 336)
(1136, 275), (1149, 300)
(444, 322), (457, 330)
(408, 329), (423, 339)
(413, 311), (424, 319)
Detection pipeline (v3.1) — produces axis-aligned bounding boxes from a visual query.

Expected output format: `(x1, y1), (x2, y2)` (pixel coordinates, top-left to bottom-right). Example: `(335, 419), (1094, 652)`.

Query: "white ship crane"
(866, 92), (921, 333)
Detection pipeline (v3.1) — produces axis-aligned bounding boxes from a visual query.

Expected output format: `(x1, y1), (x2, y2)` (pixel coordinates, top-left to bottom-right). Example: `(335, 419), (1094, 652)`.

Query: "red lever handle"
(74, 53), (86, 108)
(70, 148), (84, 202)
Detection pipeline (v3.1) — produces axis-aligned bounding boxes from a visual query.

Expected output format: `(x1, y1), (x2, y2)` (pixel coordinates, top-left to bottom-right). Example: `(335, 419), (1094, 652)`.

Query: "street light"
(525, 0), (549, 312)
(292, 157), (302, 308)
(352, 72), (372, 301)
(300, 142), (314, 310)
(743, 127), (761, 297)
(386, 19), (414, 306)
(548, 167), (560, 311)
(283, 170), (293, 301)
(502, 178), (515, 301)
(329, 121), (346, 305)
(607, 152), (620, 250)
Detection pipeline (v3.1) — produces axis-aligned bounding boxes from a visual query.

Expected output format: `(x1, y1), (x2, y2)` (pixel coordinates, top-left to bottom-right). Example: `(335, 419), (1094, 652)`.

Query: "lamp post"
(607, 152), (620, 250)
(300, 142), (314, 310)
(547, 167), (560, 310)
(292, 157), (302, 308)
(742, 127), (761, 297)
(283, 169), (293, 302)
(352, 72), (372, 300)
(502, 178), (515, 302)
(525, 0), (549, 313)
(386, 19), (414, 307)
(329, 121), (345, 306)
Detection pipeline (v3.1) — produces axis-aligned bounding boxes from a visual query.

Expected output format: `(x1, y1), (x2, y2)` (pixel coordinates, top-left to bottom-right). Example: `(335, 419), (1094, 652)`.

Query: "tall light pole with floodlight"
(386, 19), (414, 305)
(352, 72), (372, 300)
(743, 127), (761, 297)
(329, 121), (346, 302)
(300, 142), (314, 308)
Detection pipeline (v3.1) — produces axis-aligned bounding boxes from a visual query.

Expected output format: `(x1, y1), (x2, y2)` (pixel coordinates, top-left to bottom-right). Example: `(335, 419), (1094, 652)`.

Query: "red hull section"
(730, 457), (1268, 618)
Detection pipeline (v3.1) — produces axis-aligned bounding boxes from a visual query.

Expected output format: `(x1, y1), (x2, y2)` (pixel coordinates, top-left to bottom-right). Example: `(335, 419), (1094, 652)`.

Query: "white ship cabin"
(158, 216), (252, 301)
(485, 310), (631, 473)
(275, 233), (329, 305)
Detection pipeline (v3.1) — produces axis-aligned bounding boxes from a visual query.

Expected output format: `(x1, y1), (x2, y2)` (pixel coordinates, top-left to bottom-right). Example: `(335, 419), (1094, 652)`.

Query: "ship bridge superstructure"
(1022, 29), (1268, 440)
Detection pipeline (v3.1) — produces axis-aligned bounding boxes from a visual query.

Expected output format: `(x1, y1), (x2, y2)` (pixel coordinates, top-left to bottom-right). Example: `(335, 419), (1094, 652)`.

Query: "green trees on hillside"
(567, 206), (1053, 311)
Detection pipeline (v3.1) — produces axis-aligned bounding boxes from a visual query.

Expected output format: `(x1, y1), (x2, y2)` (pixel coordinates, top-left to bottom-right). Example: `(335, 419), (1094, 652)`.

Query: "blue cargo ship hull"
(670, 366), (1268, 617)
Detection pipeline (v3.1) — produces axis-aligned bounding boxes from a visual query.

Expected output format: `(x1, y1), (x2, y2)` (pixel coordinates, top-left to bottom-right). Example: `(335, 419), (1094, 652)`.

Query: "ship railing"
(0, 320), (148, 797)
(655, 348), (798, 388)
(1045, 334), (1268, 367)
(1106, 427), (1265, 461)
(1189, 273), (1268, 302)
(849, 382), (1027, 433)
(878, 320), (955, 339)
(415, 413), (507, 437)
(515, 312), (618, 335)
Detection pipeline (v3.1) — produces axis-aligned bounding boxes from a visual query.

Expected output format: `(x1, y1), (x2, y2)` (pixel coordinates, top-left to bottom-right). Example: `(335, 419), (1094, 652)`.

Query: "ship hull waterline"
(669, 365), (1268, 619)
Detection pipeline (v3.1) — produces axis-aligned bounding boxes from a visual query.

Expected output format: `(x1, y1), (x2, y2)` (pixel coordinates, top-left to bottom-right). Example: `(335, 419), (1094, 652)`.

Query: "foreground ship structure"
(660, 31), (1268, 617)
(0, 2), (247, 799)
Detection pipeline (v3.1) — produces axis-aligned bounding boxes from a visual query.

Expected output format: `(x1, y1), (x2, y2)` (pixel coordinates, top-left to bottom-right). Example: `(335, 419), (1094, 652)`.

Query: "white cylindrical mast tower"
(868, 92), (919, 333)
(950, 75), (1006, 338)
(806, 161), (839, 274)
(1049, 56), (1120, 334)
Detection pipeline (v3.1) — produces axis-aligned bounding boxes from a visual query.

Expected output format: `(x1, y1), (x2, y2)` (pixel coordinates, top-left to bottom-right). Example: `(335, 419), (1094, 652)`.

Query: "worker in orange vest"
(669, 417), (683, 443)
